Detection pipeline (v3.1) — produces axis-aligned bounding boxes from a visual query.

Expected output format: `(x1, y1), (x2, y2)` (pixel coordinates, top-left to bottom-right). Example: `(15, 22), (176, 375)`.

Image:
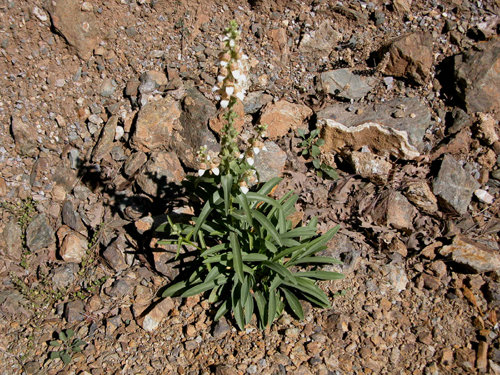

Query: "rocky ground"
(2, 0), (500, 374)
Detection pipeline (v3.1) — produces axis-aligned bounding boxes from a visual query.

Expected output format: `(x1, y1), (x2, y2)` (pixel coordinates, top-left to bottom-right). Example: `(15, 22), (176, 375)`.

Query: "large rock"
(371, 191), (417, 233)
(254, 141), (287, 182)
(378, 32), (433, 85)
(439, 235), (500, 273)
(318, 119), (419, 160)
(91, 115), (118, 162)
(318, 69), (376, 100)
(2, 218), (23, 261)
(175, 88), (218, 168)
(347, 151), (392, 184)
(136, 152), (185, 197)
(454, 37), (500, 113)
(57, 225), (88, 263)
(26, 214), (54, 252)
(130, 96), (182, 153)
(258, 100), (313, 140)
(403, 181), (438, 213)
(299, 20), (341, 54)
(432, 155), (480, 215)
(44, 0), (99, 60)
(11, 116), (38, 156)
(102, 235), (128, 272)
(317, 97), (432, 152)
(139, 297), (175, 332)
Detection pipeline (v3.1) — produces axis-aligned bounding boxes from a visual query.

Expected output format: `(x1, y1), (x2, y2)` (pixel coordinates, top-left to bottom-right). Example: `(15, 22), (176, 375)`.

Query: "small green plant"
(156, 21), (344, 330)
(49, 329), (86, 365)
(297, 128), (338, 180)
(2, 196), (37, 247)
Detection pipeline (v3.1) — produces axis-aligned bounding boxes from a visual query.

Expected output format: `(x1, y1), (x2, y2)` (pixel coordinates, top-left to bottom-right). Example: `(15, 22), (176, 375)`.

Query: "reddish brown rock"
(378, 32), (433, 85)
(403, 181), (438, 213)
(136, 152), (185, 197)
(57, 226), (88, 263)
(258, 100), (312, 140)
(439, 235), (500, 273)
(130, 96), (182, 153)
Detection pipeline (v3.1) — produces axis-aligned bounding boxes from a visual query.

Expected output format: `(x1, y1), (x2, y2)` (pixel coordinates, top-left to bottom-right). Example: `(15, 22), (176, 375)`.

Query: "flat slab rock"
(439, 235), (500, 273)
(317, 97), (432, 152)
(432, 154), (480, 215)
(318, 119), (419, 160)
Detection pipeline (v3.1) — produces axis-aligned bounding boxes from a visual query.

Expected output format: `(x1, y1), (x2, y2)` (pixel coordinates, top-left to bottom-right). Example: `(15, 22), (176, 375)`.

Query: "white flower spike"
(246, 157), (254, 166)
(212, 167), (220, 176)
(198, 169), (206, 176)
(221, 99), (229, 108)
(240, 185), (249, 194)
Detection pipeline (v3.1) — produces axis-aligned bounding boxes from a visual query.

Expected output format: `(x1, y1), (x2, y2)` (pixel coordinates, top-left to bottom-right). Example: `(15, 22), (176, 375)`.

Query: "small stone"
(475, 189), (494, 204)
(213, 317), (231, 339)
(62, 200), (86, 233)
(57, 226), (88, 263)
(100, 77), (117, 97)
(136, 152), (185, 197)
(372, 191), (417, 233)
(51, 263), (79, 289)
(418, 329), (433, 345)
(26, 213), (55, 252)
(123, 151), (148, 177)
(473, 113), (498, 145)
(64, 300), (85, 322)
(253, 141), (287, 182)
(0, 177), (7, 196)
(456, 347), (476, 370)
(107, 277), (135, 298)
(139, 70), (168, 94)
(81, 2), (93, 11)
(23, 361), (39, 375)
(347, 151), (392, 184)
(441, 348), (454, 367)
(103, 235), (128, 272)
(11, 116), (38, 156)
(246, 365), (258, 374)
(140, 297), (175, 331)
(184, 339), (198, 350)
(91, 115), (118, 162)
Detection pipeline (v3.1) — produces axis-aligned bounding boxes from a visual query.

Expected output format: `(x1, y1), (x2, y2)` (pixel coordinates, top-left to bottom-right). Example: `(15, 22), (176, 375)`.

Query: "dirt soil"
(2, 0), (500, 374)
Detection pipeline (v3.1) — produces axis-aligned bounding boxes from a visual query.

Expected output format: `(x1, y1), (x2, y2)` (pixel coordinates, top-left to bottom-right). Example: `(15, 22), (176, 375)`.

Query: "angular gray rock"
(317, 97), (432, 152)
(244, 91), (273, 114)
(136, 152), (185, 197)
(140, 297), (175, 332)
(44, 0), (99, 60)
(254, 141), (287, 182)
(298, 20), (340, 54)
(175, 88), (218, 169)
(139, 70), (169, 95)
(62, 200), (87, 234)
(26, 214), (55, 252)
(102, 235), (128, 272)
(432, 155), (480, 215)
(92, 115), (118, 162)
(123, 151), (148, 177)
(318, 69), (376, 100)
(454, 37), (500, 113)
(2, 218), (23, 261)
(51, 263), (79, 289)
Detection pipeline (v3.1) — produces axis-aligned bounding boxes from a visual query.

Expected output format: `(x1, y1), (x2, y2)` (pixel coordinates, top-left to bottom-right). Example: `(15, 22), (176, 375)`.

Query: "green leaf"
(311, 145), (321, 158)
(61, 352), (72, 365)
(316, 138), (325, 146)
(311, 129), (320, 138)
(49, 341), (61, 347)
(291, 225), (340, 263)
(74, 339), (86, 347)
(242, 253), (268, 262)
(214, 299), (230, 321)
(268, 290), (277, 326)
(192, 190), (223, 240)
(65, 329), (74, 339)
(301, 149), (309, 156)
(250, 209), (283, 246)
(312, 158), (320, 169)
(294, 271), (345, 280)
(256, 177), (282, 196)
(269, 273), (285, 291)
(201, 243), (230, 257)
(246, 193), (286, 233)
(235, 193), (253, 227)
(205, 265), (222, 283)
(232, 282), (245, 330)
(287, 256), (343, 266)
(73, 347), (82, 353)
(282, 278), (330, 308)
(202, 253), (233, 264)
(181, 277), (227, 298)
(321, 164), (338, 180)
(50, 351), (60, 359)
(280, 226), (318, 239)
(262, 261), (296, 285)
(241, 276), (250, 306)
(230, 232), (244, 283)
(58, 331), (67, 341)
(297, 128), (305, 138)
(253, 289), (267, 328)
(221, 174), (233, 215)
(244, 291), (254, 326)
(282, 287), (304, 320)
(162, 280), (188, 297)
(265, 240), (278, 253)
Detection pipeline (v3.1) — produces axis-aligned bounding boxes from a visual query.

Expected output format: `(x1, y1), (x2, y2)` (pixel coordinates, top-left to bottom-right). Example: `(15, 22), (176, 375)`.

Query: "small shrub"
(49, 329), (86, 365)
(297, 128), (338, 180)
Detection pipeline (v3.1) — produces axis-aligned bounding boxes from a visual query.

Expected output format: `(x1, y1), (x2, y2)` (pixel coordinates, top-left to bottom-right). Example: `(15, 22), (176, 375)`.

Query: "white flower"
(262, 145), (268, 151)
(217, 75), (225, 83)
(246, 157), (254, 166)
(226, 86), (234, 96)
(229, 39), (235, 47)
(238, 73), (247, 83)
(212, 85), (219, 92)
(212, 167), (220, 176)
(220, 61), (228, 67)
(206, 155), (211, 160)
(221, 99), (229, 108)
(198, 169), (206, 176)
(253, 147), (260, 155)
(238, 153), (244, 159)
(242, 54), (249, 59)
(240, 185), (249, 194)
(232, 70), (241, 80)
(236, 91), (245, 101)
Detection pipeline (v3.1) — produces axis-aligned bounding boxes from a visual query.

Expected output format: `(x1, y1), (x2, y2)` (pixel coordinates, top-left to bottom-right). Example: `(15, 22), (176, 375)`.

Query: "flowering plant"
(156, 21), (343, 329)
